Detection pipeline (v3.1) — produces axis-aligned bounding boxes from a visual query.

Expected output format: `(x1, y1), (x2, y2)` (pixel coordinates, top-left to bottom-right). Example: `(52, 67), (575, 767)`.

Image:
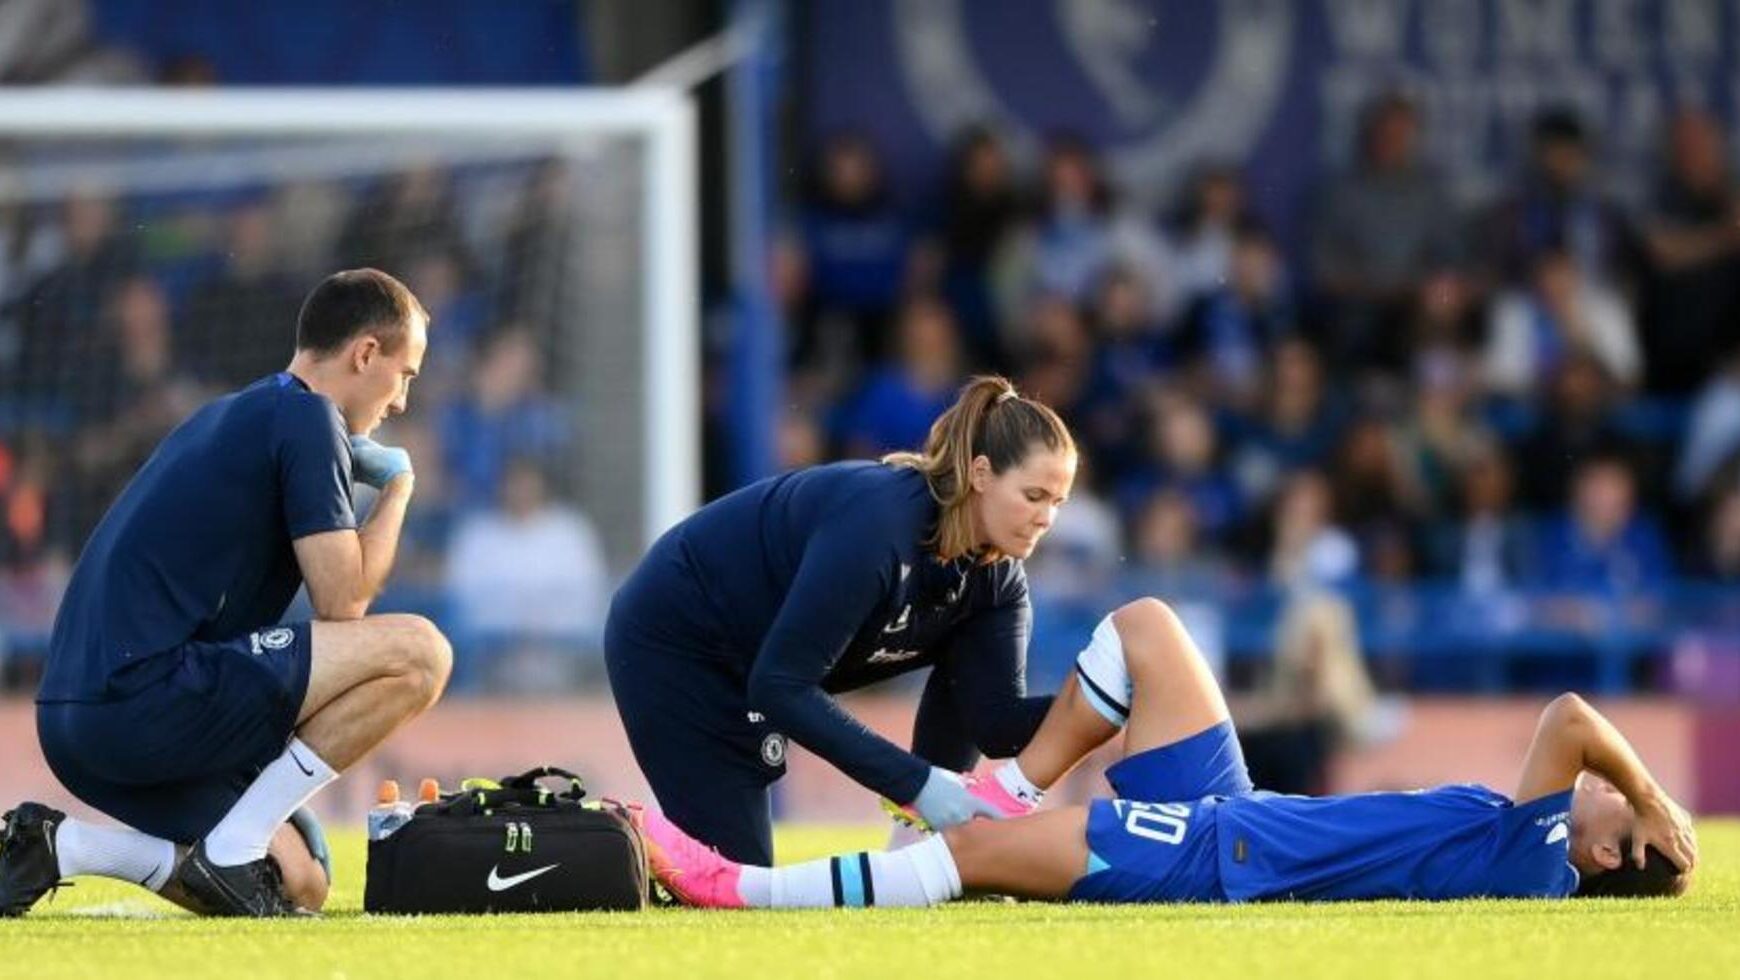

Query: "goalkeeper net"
(0, 90), (697, 693)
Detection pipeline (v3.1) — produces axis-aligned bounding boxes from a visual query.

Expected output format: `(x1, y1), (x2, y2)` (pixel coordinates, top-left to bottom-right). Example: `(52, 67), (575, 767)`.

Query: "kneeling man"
(2, 269), (449, 917)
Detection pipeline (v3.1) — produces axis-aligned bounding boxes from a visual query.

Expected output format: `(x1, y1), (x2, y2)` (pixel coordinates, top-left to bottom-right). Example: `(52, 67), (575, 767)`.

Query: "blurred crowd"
(776, 97), (1740, 693)
(4, 91), (1740, 699)
(0, 158), (610, 692)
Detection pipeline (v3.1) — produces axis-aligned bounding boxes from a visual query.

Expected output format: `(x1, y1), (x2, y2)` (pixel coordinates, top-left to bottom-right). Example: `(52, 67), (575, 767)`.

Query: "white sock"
(737, 835), (963, 908)
(53, 818), (177, 892)
(994, 759), (1045, 805)
(1075, 614), (1131, 727)
(203, 738), (337, 867)
(885, 820), (928, 850)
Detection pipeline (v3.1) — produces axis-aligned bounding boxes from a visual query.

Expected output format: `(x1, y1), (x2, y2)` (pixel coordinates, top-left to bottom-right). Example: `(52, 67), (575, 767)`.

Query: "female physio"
(604, 376), (1076, 863)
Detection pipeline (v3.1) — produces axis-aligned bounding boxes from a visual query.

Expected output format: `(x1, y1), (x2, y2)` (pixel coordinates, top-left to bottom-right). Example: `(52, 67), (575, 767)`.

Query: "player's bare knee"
(370, 614), (447, 691)
(1110, 597), (1183, 675)
(420, 624), (453, 705)
(396, 614), (450, 705)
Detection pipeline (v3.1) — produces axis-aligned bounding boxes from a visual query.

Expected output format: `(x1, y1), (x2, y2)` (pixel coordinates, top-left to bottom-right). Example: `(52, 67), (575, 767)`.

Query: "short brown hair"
(1575, 841), (1689, 898)
(883, 375), (1075, 562)
(295, 268), (427, 355)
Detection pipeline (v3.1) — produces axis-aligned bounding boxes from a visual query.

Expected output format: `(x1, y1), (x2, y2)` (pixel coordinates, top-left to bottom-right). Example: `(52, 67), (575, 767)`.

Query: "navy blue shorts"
(605, 587), (786, 865)
(37, 623), (313, 844)
(1068, 720), (1255, 904)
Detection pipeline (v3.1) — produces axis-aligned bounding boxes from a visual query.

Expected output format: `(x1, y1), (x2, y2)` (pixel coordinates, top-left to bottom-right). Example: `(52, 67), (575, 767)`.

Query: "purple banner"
(804, 0), (1740, 227)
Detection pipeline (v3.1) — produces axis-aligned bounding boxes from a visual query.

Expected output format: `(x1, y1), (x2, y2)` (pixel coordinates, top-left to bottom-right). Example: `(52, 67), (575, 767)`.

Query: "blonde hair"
(1270, 593), (1376, 739)
(883, 375), (1075, 562)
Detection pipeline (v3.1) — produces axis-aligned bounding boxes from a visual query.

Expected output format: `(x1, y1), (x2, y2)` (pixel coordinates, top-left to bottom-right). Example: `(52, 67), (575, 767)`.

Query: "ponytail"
(884, 375), (1075, 561)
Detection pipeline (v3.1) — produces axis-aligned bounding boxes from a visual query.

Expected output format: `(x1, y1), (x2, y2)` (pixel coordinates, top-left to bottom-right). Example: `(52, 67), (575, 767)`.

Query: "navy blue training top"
(38, 373), (356, 703)
(612, 461), (1054, 802)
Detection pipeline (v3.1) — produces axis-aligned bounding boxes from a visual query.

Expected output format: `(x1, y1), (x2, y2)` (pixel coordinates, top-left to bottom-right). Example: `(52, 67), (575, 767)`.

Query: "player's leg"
(181, 615), (448, 915)
(637, 802), (1090, 908)
(1014, 597), (1232, 789)
(17, 621), (425, 917)
(199, 614), (449, 862)
(295, 614), (453, 766)
(941, 806), (1090, 899)
(3, 771), (328, 916)
(153, 823), (326, 914)
(1115, 597), (1232, 754)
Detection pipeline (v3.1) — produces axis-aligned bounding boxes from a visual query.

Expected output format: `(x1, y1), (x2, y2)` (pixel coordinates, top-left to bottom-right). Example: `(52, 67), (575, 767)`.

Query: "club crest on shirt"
(760, 732), (787, 768)
(250, 627), (295, 654)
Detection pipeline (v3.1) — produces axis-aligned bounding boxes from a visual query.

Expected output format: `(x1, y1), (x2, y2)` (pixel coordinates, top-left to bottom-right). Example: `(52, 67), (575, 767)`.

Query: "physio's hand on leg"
(911, 767), (1003, 831)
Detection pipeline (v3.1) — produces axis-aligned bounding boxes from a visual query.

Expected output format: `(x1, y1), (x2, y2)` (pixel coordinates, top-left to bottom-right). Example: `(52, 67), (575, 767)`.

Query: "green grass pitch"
(8, 822), (1740, 979)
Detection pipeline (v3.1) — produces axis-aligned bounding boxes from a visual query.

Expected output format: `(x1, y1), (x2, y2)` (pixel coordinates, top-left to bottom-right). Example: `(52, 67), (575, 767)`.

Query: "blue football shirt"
(1215, 784), (1579, 901)
(38, 372), (356, 702)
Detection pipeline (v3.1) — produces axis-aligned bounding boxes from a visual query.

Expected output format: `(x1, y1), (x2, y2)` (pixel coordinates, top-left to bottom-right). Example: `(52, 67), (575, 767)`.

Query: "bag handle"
(498, 766), (587, 802)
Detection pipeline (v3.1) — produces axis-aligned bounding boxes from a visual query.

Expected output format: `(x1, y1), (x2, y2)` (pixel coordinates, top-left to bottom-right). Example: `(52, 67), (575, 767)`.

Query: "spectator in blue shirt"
(1536, 453), (1673, 594)
(1226, 338), (1347, 506)
(1426, 441), (1538, 595)
(1482, 108), (1641, 294)
(1077, 266), (1172, 481)
(1116, 391), (1244, 546)
(437, 327), (568, 510)
(784, 132), (915, 373)
(1176, 224), (1298, 408)
(928, 126), (1021, 370)
(830, 295), (963, 458)
(996, 136), (1172, 322)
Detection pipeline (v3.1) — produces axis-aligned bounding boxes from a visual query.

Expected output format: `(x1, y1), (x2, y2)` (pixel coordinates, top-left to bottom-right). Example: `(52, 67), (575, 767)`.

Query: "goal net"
(0, 89), (697, 692)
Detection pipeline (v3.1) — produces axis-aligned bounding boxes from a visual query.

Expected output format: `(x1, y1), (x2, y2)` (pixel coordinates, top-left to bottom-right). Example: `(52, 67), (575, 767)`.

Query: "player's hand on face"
(349, 435), (413, 489)
(911, 766), (1003, 830)
(1634, 791), (1698, 874)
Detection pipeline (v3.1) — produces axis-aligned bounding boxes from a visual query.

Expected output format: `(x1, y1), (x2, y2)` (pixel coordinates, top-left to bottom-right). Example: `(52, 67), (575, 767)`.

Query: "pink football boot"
(628, 805), (748, 909)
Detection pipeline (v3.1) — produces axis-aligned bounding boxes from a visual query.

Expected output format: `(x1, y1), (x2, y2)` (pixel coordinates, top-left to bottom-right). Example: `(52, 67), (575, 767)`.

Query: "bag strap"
(421, 768), (587, 817)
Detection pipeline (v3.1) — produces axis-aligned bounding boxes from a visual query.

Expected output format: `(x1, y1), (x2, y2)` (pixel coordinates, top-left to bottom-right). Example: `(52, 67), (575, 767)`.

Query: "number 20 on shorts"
(1115, 800), (1192, 844)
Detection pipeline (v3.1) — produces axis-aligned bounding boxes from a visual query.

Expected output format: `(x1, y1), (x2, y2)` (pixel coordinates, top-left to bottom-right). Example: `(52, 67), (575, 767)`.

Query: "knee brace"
(1074, 614), (1131, 727)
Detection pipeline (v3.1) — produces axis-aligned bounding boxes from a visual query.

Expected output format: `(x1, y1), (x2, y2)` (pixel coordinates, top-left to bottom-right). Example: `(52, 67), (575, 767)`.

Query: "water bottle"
(367, 779), (416, 841)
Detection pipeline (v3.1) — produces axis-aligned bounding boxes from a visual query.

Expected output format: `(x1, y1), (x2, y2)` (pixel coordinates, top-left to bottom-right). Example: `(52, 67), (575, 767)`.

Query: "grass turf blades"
(6, 822), (1739, 980)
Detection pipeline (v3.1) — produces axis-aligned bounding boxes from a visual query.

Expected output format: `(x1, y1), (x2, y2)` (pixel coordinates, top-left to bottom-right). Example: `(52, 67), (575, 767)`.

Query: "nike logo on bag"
(487, 864), (559, 891)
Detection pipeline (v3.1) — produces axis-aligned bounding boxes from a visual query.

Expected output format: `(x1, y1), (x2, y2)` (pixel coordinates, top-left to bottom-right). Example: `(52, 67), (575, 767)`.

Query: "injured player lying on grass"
(635, 598), (1698, 907)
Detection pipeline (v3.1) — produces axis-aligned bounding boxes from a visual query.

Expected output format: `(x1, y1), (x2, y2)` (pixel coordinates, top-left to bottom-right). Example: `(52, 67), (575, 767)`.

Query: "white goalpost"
(0, 88), (699, 564)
